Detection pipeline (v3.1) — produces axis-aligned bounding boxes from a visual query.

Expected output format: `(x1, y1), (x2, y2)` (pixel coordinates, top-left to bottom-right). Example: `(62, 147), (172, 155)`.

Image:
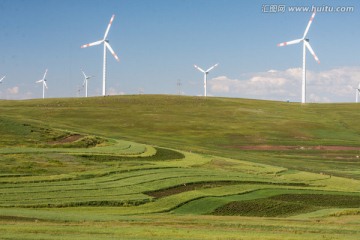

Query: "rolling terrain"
(0, 95), (360, 239)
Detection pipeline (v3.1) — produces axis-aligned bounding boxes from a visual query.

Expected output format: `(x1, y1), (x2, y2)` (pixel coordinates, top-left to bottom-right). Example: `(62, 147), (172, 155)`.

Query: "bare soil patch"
(48, 134), (83, 145)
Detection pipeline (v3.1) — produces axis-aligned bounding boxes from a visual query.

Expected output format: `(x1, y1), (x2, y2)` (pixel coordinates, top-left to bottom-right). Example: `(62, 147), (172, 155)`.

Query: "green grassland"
(0, 95), (360, 239)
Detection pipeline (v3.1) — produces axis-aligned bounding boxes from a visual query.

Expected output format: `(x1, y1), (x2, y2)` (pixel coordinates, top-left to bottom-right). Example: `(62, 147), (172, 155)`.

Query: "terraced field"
(1, 95), (360, 239)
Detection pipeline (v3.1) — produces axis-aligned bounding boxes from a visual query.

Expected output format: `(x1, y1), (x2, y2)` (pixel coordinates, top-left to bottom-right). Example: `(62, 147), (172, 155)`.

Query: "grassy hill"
(1, 95), (360, 239)
(2, 95), (360, 178)
(3, 94), (360, 147)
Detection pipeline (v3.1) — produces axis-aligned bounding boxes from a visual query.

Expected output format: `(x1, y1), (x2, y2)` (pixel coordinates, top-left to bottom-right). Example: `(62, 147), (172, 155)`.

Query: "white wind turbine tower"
(356, 83), (360, 103)
(277, 11), (320, 104)
(36, 69), (48, 99)
(0, 76), (5, 83)
(194, 63), (218, 97)
(81, 69), (93, 98)
(81, 14), (120, 96)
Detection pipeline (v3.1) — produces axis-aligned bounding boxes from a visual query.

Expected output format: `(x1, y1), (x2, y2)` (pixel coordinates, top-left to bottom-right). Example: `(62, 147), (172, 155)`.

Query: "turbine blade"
(105, 42), (120, 61)
(44, 81), (48, 89)
(81, 40), (103, 48)
(0, 76), (5, 82)
(83, 79), (86, 87)
(36, 79), (43, 83)
(103, 14), (115, 40)
(305, 41), (320, 64)
(81, 70), (87, 79)
(43, 69), (48, 80)
(206, 63), (219, 72)
(277, 38), (302, 47)
(194, 65), (205, 73)
(303, 11), (316, 38)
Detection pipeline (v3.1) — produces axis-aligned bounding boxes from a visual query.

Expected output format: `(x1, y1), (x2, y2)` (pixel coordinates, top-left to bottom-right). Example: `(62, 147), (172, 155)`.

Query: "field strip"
(288, 208), (360, 219)
(174, 188), (360, 215)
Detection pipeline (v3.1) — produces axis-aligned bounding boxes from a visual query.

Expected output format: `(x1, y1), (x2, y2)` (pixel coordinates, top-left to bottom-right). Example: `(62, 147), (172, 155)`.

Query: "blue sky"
(0, 0), (359, 102)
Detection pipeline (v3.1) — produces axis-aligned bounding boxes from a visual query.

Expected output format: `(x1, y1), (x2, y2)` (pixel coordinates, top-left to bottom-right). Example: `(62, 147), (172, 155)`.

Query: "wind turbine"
(194, 63), (218, 97)
(277, 11), (320, 104)
(356, 83), (360, 103)
(81, 69), (93, 97)
(36, 69), (48, 99)
(81, 14), (120, 96)
(0, 76), (5, 83)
